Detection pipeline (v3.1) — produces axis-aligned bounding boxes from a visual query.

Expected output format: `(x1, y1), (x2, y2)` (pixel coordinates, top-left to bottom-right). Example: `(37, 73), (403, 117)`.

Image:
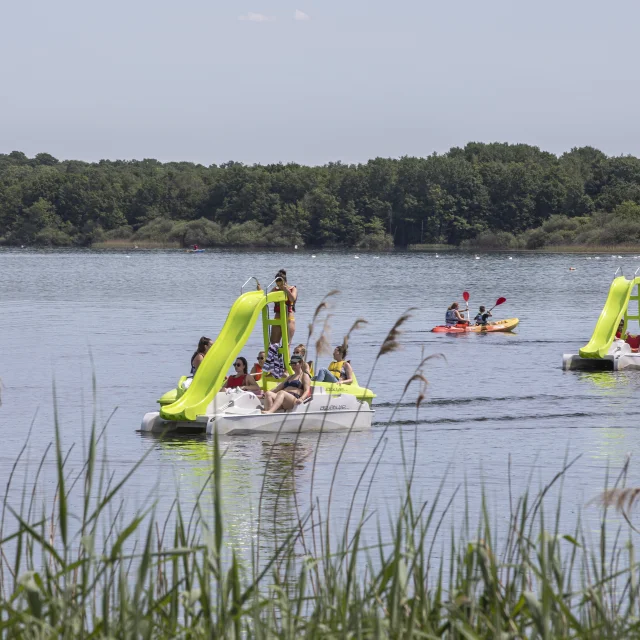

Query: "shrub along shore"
(6, 143), (640, 250)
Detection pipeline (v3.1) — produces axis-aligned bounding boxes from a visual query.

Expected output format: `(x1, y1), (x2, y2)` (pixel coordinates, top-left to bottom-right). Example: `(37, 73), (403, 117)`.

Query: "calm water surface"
(1, 248), (639, 551)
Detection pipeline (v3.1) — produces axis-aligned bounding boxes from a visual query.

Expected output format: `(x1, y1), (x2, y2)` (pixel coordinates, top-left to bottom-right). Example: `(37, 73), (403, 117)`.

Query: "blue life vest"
(445, 309), (458, 325)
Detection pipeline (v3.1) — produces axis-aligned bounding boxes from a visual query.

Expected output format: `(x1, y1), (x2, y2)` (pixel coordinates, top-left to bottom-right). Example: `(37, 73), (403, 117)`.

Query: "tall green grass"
(2, 406), (640, 637)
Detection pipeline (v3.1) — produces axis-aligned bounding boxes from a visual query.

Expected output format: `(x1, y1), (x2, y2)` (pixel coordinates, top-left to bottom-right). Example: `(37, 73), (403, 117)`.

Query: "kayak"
(187, 249), (205, 253)
(431, 318), (519, 334)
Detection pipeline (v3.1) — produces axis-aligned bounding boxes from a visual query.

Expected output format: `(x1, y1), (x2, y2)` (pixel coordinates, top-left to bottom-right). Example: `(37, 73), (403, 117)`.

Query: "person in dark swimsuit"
(261, 355), (310, 413)
(191, 336), (212, 374)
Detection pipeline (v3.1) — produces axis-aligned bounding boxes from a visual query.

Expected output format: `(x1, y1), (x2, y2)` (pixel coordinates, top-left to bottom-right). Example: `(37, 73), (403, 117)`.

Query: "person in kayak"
(474, 306), (492, 326)
(445, 302), (468, 326)
(261, 355), (311, 413)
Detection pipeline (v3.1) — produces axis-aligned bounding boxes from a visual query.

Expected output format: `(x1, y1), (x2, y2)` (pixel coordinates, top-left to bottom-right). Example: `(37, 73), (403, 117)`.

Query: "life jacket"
(328, 360), (346, 380)
(253, 364), (262, 381)
(445, 309), (458, 325)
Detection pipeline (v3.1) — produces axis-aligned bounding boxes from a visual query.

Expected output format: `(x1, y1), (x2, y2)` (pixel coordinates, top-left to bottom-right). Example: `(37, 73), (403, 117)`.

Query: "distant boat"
(187, 248), (205, 253)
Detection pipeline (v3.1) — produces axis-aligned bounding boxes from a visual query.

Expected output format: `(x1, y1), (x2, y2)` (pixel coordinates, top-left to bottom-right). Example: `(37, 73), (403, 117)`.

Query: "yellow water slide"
(579, 276), (635, 359)
(161, 290), (287, 421)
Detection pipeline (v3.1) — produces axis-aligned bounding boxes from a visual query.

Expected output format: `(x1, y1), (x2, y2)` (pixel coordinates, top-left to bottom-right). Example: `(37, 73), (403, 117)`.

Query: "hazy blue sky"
(1, 0), (639, 165)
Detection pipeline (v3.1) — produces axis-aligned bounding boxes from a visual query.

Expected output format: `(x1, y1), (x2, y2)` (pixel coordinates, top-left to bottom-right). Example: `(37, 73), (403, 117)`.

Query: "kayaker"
(224, 357), (260, 392)
(445, 302), (468, 326)
(474, 306), (492, 326)
(313, 345), (354, 385)
(261, 355), (311, 413)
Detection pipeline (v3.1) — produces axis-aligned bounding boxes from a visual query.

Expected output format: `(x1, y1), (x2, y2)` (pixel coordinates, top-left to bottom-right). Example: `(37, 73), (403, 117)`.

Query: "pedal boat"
(141, 387), (374, 436)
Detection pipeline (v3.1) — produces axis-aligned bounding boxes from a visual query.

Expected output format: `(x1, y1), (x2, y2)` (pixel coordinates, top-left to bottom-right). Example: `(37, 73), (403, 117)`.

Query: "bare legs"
(270, 315), (296, 345)
(262, 390), (299, 414)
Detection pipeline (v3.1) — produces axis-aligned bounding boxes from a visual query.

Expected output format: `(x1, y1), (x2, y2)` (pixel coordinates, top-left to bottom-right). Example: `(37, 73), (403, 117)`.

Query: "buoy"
(354, 256), (359, 259)
(475, 256), (480, 260)
(435, 254), (439, 257)
(508, 256), (513, 260)
(294, 245), (298, 249)
(311, 255), (316, 258)
(569, 267), (576, 271)
(618, 255), (623, 259)
(595, 257), (600, 260)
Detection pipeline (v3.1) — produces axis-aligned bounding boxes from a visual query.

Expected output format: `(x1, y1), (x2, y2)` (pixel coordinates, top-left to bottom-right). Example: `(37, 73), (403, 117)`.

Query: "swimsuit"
(283, 377), (303, 397)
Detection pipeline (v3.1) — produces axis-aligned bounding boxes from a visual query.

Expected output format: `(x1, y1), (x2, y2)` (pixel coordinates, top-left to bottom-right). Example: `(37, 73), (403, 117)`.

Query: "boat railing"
(614, 266), (623, 279)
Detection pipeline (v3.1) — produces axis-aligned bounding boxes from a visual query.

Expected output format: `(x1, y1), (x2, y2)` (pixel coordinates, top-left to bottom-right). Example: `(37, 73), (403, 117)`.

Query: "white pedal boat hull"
(563, 339), (640, 371)
(141, 388), (374, 435)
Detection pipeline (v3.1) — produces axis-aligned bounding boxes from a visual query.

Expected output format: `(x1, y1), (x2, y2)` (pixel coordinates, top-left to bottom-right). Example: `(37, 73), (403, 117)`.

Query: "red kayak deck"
(431, 318), (519, 334)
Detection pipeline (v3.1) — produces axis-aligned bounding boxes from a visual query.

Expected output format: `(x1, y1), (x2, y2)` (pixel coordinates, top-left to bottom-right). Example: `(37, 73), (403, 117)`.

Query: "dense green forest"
(3, 143), (640, 249)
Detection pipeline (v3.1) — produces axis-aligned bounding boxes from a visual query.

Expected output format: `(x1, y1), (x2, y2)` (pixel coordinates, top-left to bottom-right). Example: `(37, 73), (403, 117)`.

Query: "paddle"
(463, 291), (470, 323)
(489, 297), (507, 312)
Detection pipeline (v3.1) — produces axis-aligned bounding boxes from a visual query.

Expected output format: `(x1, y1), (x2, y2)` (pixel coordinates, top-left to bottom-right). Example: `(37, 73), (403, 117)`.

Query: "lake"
(1, 248), (639, 552)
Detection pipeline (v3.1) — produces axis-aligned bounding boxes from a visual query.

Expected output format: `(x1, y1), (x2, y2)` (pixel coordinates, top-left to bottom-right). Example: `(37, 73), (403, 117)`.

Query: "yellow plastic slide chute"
(579, 276), (635, 359)
(161, 290), (286, 421)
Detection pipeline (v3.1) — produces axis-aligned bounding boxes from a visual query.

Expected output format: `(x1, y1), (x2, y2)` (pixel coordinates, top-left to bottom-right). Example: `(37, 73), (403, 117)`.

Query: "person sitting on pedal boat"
(313, 345), (354, 385)
(262, 355), (311, 413)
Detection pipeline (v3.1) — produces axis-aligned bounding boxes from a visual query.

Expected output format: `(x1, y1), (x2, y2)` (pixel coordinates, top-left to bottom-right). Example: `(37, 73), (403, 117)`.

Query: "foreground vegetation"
(2, 409), (640, 637)
(6, 143), (640, 249)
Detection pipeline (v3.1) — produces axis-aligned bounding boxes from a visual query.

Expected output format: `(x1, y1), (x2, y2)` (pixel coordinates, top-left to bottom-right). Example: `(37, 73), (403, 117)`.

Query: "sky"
(1, 0), (639, 165)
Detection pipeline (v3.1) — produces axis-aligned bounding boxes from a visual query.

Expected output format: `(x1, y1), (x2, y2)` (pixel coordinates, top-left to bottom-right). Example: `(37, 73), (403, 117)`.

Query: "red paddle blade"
(494, 297), (506, 306)
(462, 291), (470, 302)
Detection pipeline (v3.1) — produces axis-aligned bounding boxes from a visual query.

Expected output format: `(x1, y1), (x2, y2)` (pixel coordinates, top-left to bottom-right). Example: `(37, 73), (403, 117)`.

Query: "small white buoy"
(294, 245), (298, 249)
(595, 257), (600, 260)
(475, 256), (480, 260)
(134, 245), (138, 249)
(311, 255), (316, 258)
(618, 255), (623, 259)
(435, 254), (439, 257)
(586, 257), (592, 260)
(354, 256), (359, 259)
(373, 256), (379, 259)
(508, 256), (513, 260)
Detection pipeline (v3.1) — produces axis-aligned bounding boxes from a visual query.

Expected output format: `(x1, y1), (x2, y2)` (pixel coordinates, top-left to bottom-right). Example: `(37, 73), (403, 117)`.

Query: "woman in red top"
(224, 357), (260, 392)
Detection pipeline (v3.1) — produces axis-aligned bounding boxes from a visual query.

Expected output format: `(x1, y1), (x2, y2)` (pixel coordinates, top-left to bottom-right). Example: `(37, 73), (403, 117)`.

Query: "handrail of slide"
(160, 289), (287, 421)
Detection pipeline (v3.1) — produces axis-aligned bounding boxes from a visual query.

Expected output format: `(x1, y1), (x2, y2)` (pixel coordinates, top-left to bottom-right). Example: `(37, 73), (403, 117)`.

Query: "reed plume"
(376, 308), (417, 358)
(341, 318), (368, 354)
(308, 290), (340, 338)
(315, 314), (333, 357)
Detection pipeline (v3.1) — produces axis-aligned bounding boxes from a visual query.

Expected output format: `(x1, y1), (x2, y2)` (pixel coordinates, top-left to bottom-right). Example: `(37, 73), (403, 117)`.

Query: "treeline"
(3, 144), (640, 248)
